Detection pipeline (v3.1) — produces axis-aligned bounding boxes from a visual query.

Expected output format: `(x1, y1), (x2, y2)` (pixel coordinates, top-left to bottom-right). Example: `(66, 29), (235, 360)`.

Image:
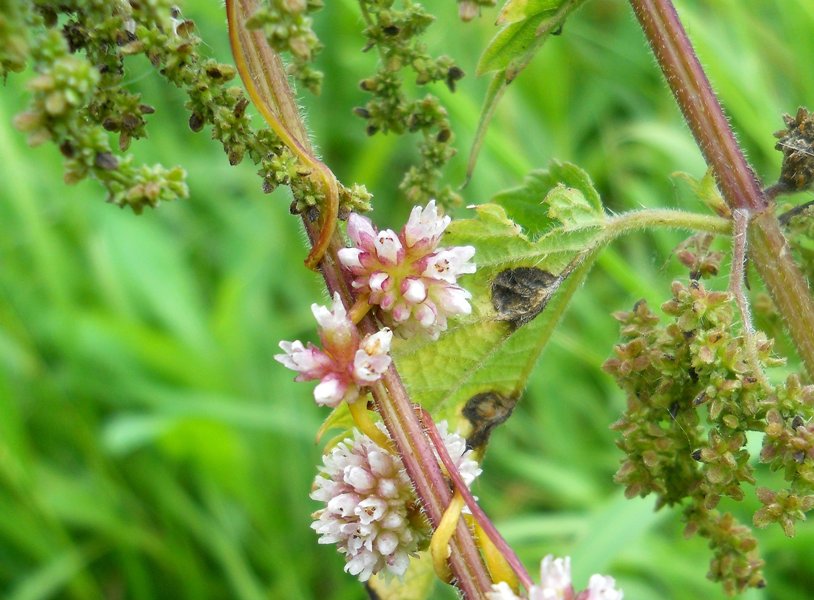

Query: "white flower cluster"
(487, 555), (623, 600)
(311, 423), (480, 582)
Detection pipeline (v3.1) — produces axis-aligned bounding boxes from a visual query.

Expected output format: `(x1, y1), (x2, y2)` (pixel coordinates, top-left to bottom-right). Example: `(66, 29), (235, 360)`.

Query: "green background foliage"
(0, 1), (812, 598)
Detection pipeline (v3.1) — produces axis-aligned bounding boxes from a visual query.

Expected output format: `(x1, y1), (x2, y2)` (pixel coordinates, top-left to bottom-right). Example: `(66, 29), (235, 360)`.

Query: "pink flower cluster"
(338, 201), (476, 339)
(275, 293), (392, 407)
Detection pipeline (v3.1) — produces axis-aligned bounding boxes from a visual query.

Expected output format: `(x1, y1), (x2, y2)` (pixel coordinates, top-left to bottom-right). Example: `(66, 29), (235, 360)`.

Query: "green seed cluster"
(5, 0), (370, 217)
(774, 107), (814, 193)
(246, 0), (324, 95)
(774, 107), (814, 282)
(356, 0), (465, 206)
(605, 278), (814, 594)
(674, 233), (724, 281)
(0, 0), (30, 75)
(12, 15), (187, 214)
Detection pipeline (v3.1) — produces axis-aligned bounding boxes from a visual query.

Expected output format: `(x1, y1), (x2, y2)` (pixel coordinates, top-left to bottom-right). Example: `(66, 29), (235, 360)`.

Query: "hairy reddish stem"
(627, 0), (763, 212)
(418, 407), (534, 592)
(311, 234), (493, 598)
(628, 0), (814, 376)
(228, 2), (494, 589)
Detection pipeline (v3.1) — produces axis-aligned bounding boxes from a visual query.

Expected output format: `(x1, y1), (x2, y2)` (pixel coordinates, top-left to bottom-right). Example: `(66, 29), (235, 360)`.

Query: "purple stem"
(628, 0), (814, 376)
(627, 0), (764, 212)
(306, 234), (494, 598)
(418, 407), (535, 592)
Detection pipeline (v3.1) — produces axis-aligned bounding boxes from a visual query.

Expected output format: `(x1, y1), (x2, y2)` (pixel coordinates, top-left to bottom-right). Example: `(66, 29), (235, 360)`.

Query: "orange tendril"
(226, 0), (338, 270)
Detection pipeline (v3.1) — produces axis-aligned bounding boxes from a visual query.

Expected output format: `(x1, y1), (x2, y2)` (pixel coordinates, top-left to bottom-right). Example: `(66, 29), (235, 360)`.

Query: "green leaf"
(672, 169), (728, 217)
(477, 10), (555, 75)
(393, 163), (606, 440)
(494, 160), (603, 237)
(367, 551), (440, 600)
(477, 0), (586, 77)
(468, 0), (588, 179)
(497, 0), (565, 25)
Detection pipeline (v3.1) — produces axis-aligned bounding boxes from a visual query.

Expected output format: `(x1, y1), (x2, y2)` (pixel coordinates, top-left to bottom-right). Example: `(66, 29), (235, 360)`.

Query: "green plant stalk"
(628, 0), (814, 377)
(604, 208), (731, 238)
(512, 208), (732, 391)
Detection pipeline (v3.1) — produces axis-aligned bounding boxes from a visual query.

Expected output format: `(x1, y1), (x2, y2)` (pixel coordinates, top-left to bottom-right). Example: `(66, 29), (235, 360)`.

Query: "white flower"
(538, 555), (572, 599)
(275, 292), (392, 407)
(338, 201), (476, 339)
(580, 574), (623, 600)
(487, 555), (623, 600)
(311, 421), (480, 582)
(434, 420), (481, 488)
(487, 581), (521, 600)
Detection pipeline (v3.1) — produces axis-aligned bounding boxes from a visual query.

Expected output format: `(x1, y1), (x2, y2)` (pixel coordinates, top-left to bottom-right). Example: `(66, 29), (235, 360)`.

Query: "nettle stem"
(309, 234), (493, 598)
(628, 0), (814, 377)
(227, 2), (494, 592)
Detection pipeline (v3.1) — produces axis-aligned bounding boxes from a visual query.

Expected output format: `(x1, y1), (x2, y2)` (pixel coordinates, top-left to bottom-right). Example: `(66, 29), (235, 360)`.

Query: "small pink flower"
(338, 201), (476, 339)
(275, 293), (392, 407)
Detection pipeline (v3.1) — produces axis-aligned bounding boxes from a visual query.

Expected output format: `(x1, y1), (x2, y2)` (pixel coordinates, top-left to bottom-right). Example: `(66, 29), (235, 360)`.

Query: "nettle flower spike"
(338, 200), (476, 339)
(487, 555), (623, 600)
(275, 292), (392, 407)
(311, 422), (480, 582)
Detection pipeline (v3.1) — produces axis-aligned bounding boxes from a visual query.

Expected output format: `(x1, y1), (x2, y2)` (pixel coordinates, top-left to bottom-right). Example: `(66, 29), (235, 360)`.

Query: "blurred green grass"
(1, 1), (812, 598)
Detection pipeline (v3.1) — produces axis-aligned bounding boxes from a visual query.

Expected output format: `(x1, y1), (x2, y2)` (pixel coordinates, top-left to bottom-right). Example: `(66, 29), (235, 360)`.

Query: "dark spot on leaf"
(692, 449), (703, 461)
(792, 415), (805, 429)
(491, 267), (560, 328)
(462, 391), (518, 450)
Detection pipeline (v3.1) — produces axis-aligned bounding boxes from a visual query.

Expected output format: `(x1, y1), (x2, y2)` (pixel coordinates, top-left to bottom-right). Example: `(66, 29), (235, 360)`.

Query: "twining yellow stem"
(225, 0), (338, 270)
(348, 295), (372, 324)
(416, 406), (535, 591)
(347, 400), (391, 450)
(473, 519), (519, 592)
(430, 491), (466, 583)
